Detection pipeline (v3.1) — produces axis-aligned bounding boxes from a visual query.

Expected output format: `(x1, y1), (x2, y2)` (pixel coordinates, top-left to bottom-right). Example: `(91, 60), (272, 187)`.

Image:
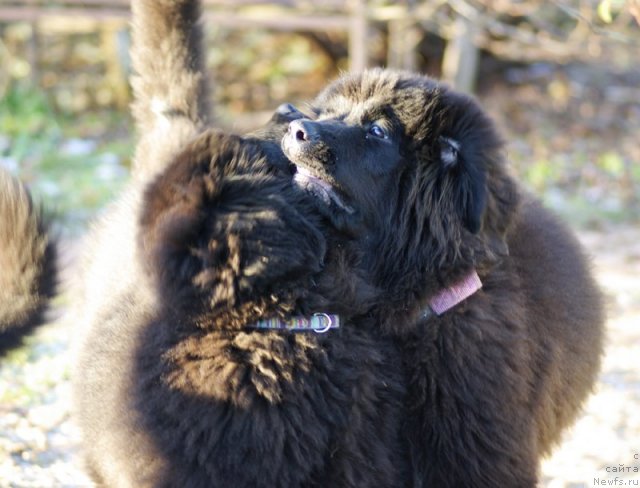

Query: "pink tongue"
(294, 166), (333, 193)
(293, 166), (354, 214)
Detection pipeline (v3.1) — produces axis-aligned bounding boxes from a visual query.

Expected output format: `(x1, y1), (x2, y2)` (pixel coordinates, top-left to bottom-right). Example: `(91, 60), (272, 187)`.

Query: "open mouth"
(291, 164), (354, 214)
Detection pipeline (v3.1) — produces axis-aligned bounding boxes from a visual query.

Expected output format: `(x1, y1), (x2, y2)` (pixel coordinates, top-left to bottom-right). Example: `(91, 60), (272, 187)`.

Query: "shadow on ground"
(0, 226), (638, 488)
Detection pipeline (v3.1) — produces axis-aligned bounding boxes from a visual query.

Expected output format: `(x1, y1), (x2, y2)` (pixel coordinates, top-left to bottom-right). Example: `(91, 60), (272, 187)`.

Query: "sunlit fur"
(71, 0), (604, 486)
(288, 68), (606, 487)
(72, 1), (405, 486)
(0, 169), (57, 354)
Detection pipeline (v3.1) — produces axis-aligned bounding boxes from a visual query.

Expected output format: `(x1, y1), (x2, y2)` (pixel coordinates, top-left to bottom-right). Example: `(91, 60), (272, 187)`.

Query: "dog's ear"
(439, 136), (487, 234)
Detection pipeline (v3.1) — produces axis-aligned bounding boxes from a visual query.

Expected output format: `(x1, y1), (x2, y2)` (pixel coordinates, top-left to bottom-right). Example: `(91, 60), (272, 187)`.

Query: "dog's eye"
(367, 124), (387, 139)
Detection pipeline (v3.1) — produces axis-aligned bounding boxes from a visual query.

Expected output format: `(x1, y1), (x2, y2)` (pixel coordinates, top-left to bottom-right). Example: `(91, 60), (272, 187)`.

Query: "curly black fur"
(73, 3), (404, 485)
(72, 0), (604, 486)
(138, 131), (327, 328)
(281, 69), (605, 487)
(76, 126), (407, 487)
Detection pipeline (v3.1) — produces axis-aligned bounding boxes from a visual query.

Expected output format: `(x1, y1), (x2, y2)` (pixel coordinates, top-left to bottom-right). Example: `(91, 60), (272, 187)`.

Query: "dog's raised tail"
(0, 169), (57, 354)
(130, 0), (211, 179)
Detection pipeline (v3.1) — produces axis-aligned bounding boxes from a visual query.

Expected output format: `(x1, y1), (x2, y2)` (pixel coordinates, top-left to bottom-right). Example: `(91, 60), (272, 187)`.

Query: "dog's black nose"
(288, 119), (318, 142)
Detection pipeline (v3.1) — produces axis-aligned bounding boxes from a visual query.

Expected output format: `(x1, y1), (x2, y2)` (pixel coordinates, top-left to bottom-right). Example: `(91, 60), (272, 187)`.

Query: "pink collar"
(426, 269), (482, 317)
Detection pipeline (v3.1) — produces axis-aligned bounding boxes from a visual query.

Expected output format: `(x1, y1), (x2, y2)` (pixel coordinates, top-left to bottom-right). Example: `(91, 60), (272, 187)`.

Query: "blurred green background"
(1, 0), (638, 236)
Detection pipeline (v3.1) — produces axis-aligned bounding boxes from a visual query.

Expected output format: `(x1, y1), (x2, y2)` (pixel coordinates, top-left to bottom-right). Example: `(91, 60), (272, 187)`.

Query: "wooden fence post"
(348, 0), (368, 73)
(27, 21), (40, 86)
(387, 6), (420, 72)
(100, 20), (129, 109)
(441, 12), (479, 93)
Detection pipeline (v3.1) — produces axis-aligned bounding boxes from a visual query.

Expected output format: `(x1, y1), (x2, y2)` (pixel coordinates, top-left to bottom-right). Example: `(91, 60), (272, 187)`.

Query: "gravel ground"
(0, 226), (638, 488)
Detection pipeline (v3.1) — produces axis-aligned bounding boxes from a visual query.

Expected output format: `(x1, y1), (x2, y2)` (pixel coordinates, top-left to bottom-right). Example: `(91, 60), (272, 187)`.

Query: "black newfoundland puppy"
(72, 1), (604, 487)
(75, 127), (408, 488)
(282, 69), (605, 487)
(74, 1), (403, 486)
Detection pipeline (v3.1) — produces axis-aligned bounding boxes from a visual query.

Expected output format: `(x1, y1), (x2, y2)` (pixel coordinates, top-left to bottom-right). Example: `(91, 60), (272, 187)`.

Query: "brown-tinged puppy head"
(282, 68), (520, 301)
(138, 129), (327, 328)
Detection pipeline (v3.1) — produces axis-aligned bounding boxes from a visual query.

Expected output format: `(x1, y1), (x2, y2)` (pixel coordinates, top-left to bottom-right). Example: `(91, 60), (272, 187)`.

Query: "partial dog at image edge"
(0, 168), (57, 355)
(70, 0), (606, 487)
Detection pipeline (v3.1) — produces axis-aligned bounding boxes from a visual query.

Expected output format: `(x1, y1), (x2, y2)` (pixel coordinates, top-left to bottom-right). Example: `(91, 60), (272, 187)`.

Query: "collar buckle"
(249, 313), (340, 333)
